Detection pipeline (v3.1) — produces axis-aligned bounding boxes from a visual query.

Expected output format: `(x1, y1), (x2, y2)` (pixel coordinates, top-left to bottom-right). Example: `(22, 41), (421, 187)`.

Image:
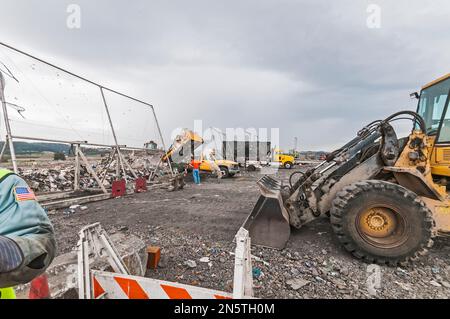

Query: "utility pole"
(0, 72), (18, 173)
(293, 137), (298, 152)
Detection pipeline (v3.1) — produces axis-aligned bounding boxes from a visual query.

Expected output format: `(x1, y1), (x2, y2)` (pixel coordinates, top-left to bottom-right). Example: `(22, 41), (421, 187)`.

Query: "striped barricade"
(78, 224), (254, 299)
(91, 270), (232, 299)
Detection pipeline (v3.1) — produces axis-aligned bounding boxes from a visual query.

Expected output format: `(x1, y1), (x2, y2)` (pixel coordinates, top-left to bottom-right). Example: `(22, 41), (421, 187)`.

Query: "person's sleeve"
(0, 175), (56, 288)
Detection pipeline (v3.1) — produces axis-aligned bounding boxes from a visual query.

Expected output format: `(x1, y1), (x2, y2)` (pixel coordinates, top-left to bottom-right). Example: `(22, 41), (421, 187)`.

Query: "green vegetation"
(53, 152), (67, 161)
(0, 141), (70, 155)
(0, 142), (110, 156)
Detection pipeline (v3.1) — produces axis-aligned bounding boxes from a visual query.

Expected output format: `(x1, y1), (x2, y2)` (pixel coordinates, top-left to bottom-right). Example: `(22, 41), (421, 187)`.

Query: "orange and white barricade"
(77, 223), (254, 299)
(91, 271), (232, 299)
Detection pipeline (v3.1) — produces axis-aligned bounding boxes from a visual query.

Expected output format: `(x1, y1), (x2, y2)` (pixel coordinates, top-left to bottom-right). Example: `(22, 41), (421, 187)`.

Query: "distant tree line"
(0, 141), (70, 155)
(0, 142), (110, 156)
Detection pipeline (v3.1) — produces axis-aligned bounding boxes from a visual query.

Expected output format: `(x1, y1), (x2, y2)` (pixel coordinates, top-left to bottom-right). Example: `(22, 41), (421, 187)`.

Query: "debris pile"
(19, 153), (166, 193)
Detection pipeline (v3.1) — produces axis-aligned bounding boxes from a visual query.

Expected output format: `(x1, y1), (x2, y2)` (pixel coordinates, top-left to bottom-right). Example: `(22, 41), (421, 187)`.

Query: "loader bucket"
(242, 176), (291, 249)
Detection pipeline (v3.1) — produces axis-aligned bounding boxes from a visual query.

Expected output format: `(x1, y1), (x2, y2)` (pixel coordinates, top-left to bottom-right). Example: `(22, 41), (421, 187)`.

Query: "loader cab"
(416, 74), (450, 177)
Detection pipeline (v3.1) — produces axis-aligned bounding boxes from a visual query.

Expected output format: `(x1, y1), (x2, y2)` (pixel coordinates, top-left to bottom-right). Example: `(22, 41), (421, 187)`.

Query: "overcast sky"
(0, 0), (449, 151)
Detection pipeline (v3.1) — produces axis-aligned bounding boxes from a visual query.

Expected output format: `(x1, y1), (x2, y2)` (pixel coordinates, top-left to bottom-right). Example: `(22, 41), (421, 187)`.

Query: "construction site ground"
(49, 168), (450, 299)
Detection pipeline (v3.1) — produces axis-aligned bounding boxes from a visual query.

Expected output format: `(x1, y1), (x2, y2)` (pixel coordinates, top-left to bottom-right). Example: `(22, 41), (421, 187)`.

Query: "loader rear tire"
(220, 166), (229, 178)
(330, 180), (434, 266)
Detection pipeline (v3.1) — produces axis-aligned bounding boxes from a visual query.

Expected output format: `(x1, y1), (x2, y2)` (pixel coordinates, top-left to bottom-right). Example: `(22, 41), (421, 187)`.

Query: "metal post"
(150, 105), (174, 176)
(118, 151), (138, 179)
(0, 73), (18, 173)
(77, 148), (108, 194)
(100, 148), (116, 185)
(0, 139), (8, 162)
(100, 87), (126, 180)
(118, 151), (127, 180)
(294, 137), (298, 153)
(74, 144), (80, 191)
(115, 147), (121, 179)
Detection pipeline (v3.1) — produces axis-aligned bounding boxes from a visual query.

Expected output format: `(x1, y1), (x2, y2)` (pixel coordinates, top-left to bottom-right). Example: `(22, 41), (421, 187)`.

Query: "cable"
(289, 170), (305, 189)
(383, 111), (426, 132)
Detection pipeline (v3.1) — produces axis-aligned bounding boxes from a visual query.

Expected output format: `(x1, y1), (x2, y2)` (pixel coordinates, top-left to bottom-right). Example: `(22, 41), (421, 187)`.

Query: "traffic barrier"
(28, 274), (51, 299)
(111, 179), (126, 198)
(77, 224), (254, 299)
(135, 178), (147, 193)
(92, 271), (232, 299)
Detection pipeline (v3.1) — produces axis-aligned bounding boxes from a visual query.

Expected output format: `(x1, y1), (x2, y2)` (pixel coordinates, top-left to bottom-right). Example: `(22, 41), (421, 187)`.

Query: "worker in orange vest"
(189, 156), (202, 185)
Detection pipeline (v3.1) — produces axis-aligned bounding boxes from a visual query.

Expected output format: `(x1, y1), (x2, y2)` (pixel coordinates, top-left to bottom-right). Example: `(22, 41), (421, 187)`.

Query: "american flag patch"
(14, 187), (36, 202)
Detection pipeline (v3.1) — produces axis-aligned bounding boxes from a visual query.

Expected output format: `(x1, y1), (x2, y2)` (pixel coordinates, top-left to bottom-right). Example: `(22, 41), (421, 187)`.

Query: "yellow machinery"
(243, 74), (450, 266)
(162, 130), (204, 163)
(163, 129), (240, 177)
(199, 152), (240, 177)
(273, 149), (295, 169)
(421, 74), (450, 178)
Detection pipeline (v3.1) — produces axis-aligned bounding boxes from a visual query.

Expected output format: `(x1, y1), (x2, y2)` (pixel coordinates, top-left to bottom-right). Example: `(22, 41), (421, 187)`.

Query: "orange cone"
(28, 274), (50, 299)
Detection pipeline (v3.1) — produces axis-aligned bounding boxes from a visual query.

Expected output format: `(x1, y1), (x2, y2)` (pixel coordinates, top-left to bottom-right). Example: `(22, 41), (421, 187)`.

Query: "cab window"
(438, 102), (450, 142)
(417, 78), (450, 140)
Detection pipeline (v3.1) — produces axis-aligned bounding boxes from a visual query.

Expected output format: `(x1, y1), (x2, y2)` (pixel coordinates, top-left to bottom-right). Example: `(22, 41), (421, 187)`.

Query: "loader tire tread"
(330, 180), (434, 267)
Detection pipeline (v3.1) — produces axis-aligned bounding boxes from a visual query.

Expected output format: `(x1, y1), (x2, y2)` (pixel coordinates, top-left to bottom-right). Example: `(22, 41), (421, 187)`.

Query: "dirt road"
(49, 169), (450, 299)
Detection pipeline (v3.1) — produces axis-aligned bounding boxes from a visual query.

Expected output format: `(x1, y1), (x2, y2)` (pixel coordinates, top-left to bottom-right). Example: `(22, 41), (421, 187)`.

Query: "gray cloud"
(0, 0), (448, 150)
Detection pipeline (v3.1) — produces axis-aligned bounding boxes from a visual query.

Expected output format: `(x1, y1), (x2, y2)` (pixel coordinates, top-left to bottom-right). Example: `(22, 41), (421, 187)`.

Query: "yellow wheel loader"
(243, 74), (450, 266)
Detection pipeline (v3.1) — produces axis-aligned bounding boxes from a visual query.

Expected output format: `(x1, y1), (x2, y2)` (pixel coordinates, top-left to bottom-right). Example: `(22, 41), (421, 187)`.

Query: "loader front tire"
(284, 162), (293, 169)
(330, 180), (434, 266)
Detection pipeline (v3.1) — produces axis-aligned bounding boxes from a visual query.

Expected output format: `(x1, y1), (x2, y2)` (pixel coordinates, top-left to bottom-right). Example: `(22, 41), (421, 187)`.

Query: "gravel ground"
(49, 169), (450, 299)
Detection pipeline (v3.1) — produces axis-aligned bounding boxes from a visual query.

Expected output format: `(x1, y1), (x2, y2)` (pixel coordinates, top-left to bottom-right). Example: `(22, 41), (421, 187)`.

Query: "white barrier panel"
(233, 228), (254, 299)
(92, 271), (232, 300)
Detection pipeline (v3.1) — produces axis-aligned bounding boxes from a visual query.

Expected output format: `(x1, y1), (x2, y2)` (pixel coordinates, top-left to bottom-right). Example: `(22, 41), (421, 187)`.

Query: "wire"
(4, 102), (26, 118)
(0, 61), (19, 83)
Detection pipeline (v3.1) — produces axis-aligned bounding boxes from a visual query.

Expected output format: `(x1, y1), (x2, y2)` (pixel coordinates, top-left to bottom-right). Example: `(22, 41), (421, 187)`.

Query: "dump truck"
(243, 73), (450, 266)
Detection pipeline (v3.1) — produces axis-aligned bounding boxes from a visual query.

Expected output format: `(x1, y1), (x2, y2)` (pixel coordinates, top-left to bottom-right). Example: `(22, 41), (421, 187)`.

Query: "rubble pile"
(20, 167), (78, 193)
(19, 153), (166, 193)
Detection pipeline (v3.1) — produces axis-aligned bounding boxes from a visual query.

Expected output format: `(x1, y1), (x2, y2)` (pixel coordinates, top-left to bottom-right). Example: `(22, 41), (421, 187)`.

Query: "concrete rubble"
(18, 153), (167, 193)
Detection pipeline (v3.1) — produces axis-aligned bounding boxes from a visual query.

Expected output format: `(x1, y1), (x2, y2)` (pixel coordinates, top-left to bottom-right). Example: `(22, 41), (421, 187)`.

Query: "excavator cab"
(244, 74), (450, 266)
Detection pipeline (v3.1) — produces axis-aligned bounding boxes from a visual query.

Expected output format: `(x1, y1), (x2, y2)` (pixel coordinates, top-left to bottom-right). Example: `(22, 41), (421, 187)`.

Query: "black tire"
(220, 166), (229, 178)
(284, 162), (293, 169)
(247, 165), (256, 172)
(330, 180), (434, 266)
